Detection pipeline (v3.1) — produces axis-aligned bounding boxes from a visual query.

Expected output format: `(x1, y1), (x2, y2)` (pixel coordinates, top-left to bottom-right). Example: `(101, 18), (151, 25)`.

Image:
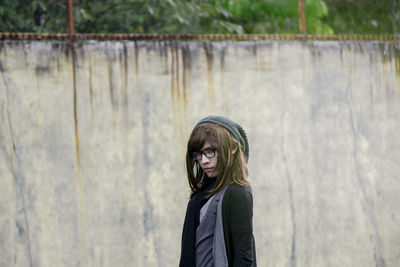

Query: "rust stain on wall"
(70, 43), (81, 170)
(88, 57), (94, 118)
(393, 45), (400, 92)
(395, 57), (400, 91)
(181, 44), (190, 122)
(134, 41), (140, 89)
(252, 42), (260, 73)
(204, 43), (216, 110)
(68, 44), (88, 263)
(219, 47), (230, 114)
(170, 42), (182, 139)
(108, 58), (117, 128)
(369, 55), (374, 109)
(170, 43), (176, 100)
(0, 42), (5, 59)
(309, 44), (318, 69)
(170, 42), (190, 141)
(171, 42), (181, 99)
(252, 43), (258, 58)
(340, 49), (344, 67)
(123, 43), (128, 106)
(220, 48), (226, 73)
(68, 44), (87, 265)
(108, 59), (115, 108)
(161, 41), (169, 74)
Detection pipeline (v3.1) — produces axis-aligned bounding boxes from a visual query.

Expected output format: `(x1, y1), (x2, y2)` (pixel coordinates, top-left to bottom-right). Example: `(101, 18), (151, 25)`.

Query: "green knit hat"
(196, 115), (249, 160)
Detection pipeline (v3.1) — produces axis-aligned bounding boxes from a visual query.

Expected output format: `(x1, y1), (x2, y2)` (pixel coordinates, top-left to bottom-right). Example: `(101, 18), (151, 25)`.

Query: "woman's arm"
(224, 185), (256, 267)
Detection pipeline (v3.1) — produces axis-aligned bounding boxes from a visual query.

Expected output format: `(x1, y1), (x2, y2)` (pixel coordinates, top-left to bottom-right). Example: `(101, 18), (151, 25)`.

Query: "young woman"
(179, 116), (256, 267)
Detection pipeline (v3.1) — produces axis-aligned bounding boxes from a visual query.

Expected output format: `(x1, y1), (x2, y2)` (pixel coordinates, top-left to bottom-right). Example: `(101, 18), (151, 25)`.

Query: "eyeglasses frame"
(191, 147), (217, 161)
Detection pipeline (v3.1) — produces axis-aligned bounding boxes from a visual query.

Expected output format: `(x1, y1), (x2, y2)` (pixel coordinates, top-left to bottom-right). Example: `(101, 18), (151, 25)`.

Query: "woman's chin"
(206, 172), (217, 178)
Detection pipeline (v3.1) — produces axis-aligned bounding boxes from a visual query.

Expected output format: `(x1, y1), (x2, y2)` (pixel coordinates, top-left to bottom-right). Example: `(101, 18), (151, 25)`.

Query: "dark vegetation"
(0, 0), (398, 34)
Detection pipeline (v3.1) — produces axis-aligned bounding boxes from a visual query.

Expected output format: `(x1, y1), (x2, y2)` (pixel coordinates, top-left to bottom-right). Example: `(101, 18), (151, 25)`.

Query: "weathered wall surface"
(0, 40), (399, 267)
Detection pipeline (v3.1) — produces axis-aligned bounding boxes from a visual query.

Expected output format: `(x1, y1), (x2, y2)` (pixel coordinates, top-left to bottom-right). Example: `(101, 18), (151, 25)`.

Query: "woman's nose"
(200, 155), (210, 164)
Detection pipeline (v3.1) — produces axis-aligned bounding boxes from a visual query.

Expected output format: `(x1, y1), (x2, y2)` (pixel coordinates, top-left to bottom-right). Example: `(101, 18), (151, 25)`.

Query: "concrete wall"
(0, 40), (399, 267)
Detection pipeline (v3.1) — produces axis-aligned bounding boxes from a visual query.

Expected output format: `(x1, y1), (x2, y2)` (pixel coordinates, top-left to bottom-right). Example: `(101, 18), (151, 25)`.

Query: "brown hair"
(186, 123), (249, 196)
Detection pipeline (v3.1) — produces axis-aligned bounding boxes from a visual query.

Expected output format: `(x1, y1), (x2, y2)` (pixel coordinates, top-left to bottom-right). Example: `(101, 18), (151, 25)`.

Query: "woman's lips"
(204, 168), (214, 173)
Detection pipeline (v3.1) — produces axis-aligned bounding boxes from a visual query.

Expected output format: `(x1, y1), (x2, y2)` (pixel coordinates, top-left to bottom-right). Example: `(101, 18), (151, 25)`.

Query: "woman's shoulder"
(222, 183), (254, 217)
(223, 183), (253, 202)
(225, 183), (252, 194)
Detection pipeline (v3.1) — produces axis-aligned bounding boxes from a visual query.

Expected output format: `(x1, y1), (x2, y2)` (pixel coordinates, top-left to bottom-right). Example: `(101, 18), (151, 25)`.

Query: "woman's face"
(196, 142), (218, 178)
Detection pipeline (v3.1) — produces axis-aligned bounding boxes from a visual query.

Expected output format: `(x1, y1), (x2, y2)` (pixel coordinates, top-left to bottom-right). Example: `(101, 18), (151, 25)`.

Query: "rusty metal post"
(298, 0), (306, 36)
(67, 0), (75, 40)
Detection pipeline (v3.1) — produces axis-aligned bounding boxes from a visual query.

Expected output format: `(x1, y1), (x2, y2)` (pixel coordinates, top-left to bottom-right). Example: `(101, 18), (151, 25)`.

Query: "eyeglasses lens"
(192, 149), (215, 160)
(204, 149), (215, 158)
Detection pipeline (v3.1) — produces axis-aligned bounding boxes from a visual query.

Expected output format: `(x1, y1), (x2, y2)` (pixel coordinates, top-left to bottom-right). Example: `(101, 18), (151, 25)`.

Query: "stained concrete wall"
(0, 40), (399, 267)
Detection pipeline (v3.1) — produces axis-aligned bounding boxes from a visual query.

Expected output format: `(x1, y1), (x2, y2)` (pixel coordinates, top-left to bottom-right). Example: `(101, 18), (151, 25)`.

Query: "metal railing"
(1, 32), (399, 41)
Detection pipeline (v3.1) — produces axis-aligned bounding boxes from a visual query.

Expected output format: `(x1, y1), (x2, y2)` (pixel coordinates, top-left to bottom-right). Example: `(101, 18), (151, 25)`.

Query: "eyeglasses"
(192, 148), (217, 161)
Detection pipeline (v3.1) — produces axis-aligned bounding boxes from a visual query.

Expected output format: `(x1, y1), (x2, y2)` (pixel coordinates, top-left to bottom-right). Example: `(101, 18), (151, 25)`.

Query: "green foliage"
(213, 0), (332, 34)
(0, 0), (66, 32)
(0, 0), (396, 34)
(306, 0), (333, 34)
(322, 0), (400, 34)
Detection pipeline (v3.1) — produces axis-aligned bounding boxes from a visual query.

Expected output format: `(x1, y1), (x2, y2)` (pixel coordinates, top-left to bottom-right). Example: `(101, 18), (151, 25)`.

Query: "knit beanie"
(196, 115), (249, 160)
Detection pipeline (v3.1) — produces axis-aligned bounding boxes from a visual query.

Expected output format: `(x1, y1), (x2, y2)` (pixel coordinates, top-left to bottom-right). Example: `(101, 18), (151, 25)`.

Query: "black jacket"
(222, 184), (257, 267)
(180, 183), (256, 267)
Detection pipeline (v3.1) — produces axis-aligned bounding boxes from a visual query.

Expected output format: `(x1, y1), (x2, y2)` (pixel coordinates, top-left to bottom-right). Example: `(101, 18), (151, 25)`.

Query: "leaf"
(147, 6), (154, 16)
(306, 0), (328, 18)
(216, 6), (232, 18)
